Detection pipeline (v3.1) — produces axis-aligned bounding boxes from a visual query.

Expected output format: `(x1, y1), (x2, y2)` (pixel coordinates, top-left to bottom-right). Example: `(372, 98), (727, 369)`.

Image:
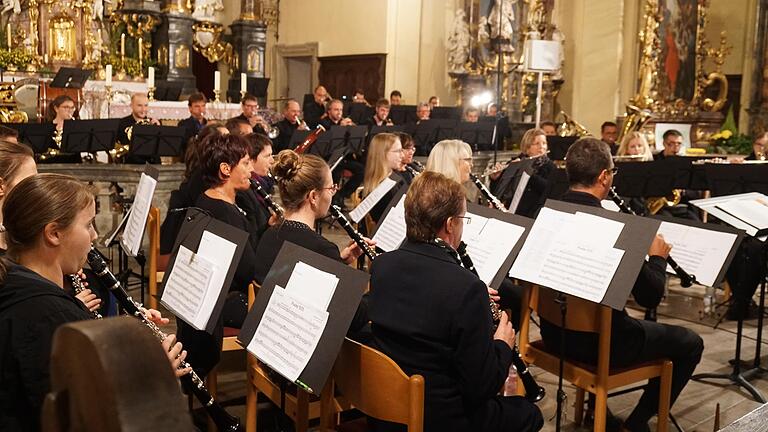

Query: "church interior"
(1, 0), (768, 431)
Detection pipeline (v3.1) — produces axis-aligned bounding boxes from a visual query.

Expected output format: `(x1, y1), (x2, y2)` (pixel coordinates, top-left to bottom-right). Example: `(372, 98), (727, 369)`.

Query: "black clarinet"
(329, 205), (378, 261)
(250, 179), (284, 219)
(607, 187), (697, 287)
(86, 248), (244, 432)
(455, 242), (546, 403)
(469, 173), (508, 212)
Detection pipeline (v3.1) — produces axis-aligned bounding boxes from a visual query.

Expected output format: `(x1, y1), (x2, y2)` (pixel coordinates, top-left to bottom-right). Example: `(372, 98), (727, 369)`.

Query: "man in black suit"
(116, 93), (161, 164)
(302, 85), (329, 128)
(231, 93), (269, 136)
(368, 171), (543, 432)
(273, 99), (308, 152)
(177, 92), (208, 156)
(319, 99), (362, 210)
(543, 137), (703, 432)
(653, 129), (701, 220)
(362, 98), (392, 127)
(601, 121), (619, 155)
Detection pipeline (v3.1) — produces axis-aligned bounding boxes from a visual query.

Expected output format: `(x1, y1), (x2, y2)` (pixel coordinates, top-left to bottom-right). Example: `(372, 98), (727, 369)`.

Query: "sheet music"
(349, 177), (398, 223)
(161, 245), (216, 330)
(715, 199), (768, 231)
(285, 261), (339, 311)
(691, 193), (767, 239)
(103, 206), (132, 247)
(510, 207), (625, 303)
(372, 195), (407, 252)
(248, 286), (329, 383)
(508, 171), (531, 214)
(656, 221), (739, 287)
(121, 172), (157, 256)
(463, 215), (526, 285)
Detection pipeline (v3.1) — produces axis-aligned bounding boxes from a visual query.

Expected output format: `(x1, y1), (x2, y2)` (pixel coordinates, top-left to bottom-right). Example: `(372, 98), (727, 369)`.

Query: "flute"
(329, 205), (378, 261)
(469, 173), (508, 212)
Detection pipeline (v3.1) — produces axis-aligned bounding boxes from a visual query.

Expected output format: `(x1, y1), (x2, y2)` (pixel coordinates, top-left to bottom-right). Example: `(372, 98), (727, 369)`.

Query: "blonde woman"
(425, 139), (473, 184)
(363, 133), (404, 222)
(616, 131), (654, 161)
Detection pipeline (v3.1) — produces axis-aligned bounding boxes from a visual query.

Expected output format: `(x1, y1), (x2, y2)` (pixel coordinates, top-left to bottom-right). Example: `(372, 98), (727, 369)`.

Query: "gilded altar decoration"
(48, 15), (76, 61)
(192, 20), (232, 64)
(174, 44), (190, 68)
(157, 44), (168, 66)
(247, 48), (260, 72)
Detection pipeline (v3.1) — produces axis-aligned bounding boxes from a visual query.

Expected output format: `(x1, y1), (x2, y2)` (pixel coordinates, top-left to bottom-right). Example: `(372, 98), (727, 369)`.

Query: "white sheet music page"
(508, 171), (531, 214)
(656, 221), (738, 287)
(349, 177), (398, 223)
(715, 198), (768, 231)
(161, 245), (216, 330)
(121, 172), (157, 256)
(285, 261), (339, 311)
(509, 207), (625, 303)
(372, 195), (407, 252)
(691, 193), (768, 239)
(463, 214), (525, 285)
(194, 230), (238, 328)
(248, 286), (329, 383)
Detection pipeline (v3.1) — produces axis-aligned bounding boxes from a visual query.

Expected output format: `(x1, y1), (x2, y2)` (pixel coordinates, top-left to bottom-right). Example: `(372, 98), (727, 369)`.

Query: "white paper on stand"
(372, 195), (407, 252)
(463, 214), (526, 285)
(161, 245), (216, 330)
(285, 261), (339, 311)
(248, 286), (329, 383)
(349, 177), (398, 223)
(508, 171), (531, 214)
(121, 172), (157, 256)
(715, 199), (768, 231)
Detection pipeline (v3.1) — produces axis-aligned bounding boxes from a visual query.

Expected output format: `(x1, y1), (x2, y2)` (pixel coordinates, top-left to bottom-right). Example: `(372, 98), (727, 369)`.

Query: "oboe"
(250, 178), (284, 219)
(469, 173), (508, 212)
(455, 242), (546, 403)
(607, 187), (697, 287)
(329, 205), (378, 261)
(70, 274), (103, 320)
(85, 248), (244, 432)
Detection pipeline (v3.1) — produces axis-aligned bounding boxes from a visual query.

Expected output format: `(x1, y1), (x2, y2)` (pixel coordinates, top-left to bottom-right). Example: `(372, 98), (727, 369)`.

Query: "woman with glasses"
(395, 132), (421, 185)
(362, 132), (405, 223)
(425, 139), (473, 184)
(40, 95), (80, 163)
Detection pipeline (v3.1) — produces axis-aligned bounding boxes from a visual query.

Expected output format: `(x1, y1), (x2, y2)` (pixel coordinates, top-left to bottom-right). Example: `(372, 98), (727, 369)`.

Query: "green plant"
(0, 49), (35, 69)
(710, 130), (753, 155)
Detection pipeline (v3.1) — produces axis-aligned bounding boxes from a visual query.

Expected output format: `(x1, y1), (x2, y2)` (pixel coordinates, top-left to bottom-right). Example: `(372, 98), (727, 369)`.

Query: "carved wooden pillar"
(748, 0), (768, 135)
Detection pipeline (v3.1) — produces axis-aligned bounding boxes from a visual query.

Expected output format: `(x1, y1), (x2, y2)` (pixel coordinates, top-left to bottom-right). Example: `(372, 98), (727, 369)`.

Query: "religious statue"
(192, 0), (224, 19)
(1, 0), (20, 16)
(488, 0), (517, 42)
(447, 8), (470, 73)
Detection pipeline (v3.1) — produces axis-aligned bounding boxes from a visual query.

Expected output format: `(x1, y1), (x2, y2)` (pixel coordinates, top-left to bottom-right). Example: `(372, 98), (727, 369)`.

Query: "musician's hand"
(142, 308), (170, 325)
(76, 270), (88, 287)
(488, 287), (501, 302)
(162, 334), (192, 377)
(340, 117), (354, 126)
(488, 162), (507, 181)
(493, 311), (516, 350)
(341, 239), (369, 264)
(150, 118), (161, 126)
(648, 234), (672, 259)
(75, 288), (101, 312)
(298, 122), (310, 131)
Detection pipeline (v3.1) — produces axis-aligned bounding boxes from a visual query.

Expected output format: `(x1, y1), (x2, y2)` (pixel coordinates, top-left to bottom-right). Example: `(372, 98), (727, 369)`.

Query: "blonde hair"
(425, 139), (472, 183)
(520, 128), (546, 155)
(363, 133), (400, 195)
(617, 132), (653, 161)
(273, 150), (328, 211)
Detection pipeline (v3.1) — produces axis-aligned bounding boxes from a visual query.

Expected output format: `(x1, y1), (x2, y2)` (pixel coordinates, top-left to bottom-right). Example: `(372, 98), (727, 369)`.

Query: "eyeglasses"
(244, 104), (259, 109)
(461, 157), (474, 163)
(454, 215), (472, 225)
(319, 184), (340, 195)
(389, 149), (404, 154)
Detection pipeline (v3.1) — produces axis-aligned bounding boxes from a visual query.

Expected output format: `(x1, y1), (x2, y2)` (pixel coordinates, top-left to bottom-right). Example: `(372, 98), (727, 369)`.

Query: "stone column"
(748, 0), (768, 135)
(154, 1), (197, 96)
(227, 0), (267, 103)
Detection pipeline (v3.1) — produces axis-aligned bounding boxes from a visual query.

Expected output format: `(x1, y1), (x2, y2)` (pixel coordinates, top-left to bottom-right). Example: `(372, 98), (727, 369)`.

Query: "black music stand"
(389, 105), (417, 124)
(3, 122), (55, 154)
(347, 104), (374, 125)
(367, 124), (403, 143)
(431, 106), (462, 120)
(704, 163), (768, 196)
(612, 161), (653, 197)
(50, 67), (91, 89)
(547, 136), (578, 161)
(345, 125), (368, 157)
(60, 119), (120, 154)
(130, 125), (186, 157)
(288, 130), (311, 150)
(227, 77), (270, 104)
(456, 121), (496, 151)
(153, 82), (184, 101)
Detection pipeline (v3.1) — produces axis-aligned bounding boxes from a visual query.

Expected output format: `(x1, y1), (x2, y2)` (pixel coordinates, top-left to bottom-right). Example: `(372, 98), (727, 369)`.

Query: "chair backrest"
(536, 287), (610, 334)
(147, 207), (161, 310)
(333, 339), (424, 432)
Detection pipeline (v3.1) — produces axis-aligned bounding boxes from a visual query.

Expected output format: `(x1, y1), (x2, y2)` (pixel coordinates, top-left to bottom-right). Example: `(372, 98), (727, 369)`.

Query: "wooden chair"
(319, 338), (425, 432)
(518, 285), (673, 432)
(146, 207), (169, 311)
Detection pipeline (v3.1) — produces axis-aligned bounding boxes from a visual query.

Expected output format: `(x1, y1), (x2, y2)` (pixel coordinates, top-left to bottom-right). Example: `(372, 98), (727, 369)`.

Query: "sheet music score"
(248, 286), (329, 383)
(161, 245), (216, 330)
(691, 193), (768, 239)
(161, 230), (238, 330)
(121, 172), (157, 256)
(508, 171), (531, 214)
(510, 208), (625, 303)
(349, 177), (398, 223)
(715, 198), (768, 232)
(462, 212), (525, 285)
(372, 195), (407, 252)
(656, 221), (739, 287)
(285, 261), (339, 311)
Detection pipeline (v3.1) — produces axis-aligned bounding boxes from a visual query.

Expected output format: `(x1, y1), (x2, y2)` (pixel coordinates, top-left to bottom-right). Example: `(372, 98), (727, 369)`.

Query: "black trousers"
(470, 395), (544, 432)
(542, 318), (703, 428)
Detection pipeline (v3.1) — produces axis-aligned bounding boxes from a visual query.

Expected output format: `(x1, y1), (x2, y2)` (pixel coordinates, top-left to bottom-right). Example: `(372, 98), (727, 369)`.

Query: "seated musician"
(319, 99), (362, 210)
(253, 150), (372, 335)
(389, 90), (402, 106)
(540, 121), (557, 136)
(225, 117), (253, 136)
(601, 121), (620, 155)
(544, 137), (703, 432)
(367, 171), (543, 432)
(428, 95), (440, 109)
(652, 129), (702, 220)
(117, 93), (161, 164)
(614, 132), (654, 216)
(746, 131), (766, 160)
(0, 173), (187, 431)
(231, 93), (269, 136)
(178, 92), (208, 155)
(463, 107), (480, 123)
(318, 99), (355, 129)
(415, 102), (431, 123)
(362, 133), (404, 224)
(39, 95), (80, 163)
(235, 133), (278, 242)
(363, 98), (393, 127)
(396, 132), (419, 185)
(273, 99), (309, 152)
(0, 125), (18, 144)
(303, 85), (329, 128)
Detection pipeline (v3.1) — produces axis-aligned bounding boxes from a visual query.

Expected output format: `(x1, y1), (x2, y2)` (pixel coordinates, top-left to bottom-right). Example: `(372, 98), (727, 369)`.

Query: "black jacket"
(0, 263), (90, 432)
(368, 241), (513, 432)
(302, 101), (326, 128)
(273, 119), (300, 152)
(178, 116), (207, 154)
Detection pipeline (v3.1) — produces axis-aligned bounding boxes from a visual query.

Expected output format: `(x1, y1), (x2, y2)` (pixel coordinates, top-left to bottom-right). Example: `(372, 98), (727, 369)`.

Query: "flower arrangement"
(0, 49), (36, 70)
(710, 130), (753, 155)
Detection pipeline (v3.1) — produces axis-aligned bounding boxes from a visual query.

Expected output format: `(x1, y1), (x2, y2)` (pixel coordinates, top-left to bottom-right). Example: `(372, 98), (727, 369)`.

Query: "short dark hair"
(601, 121), (618, 131)
(0, 125), (19, 140)
(375, 98), (390, 109)
(241, 93), (258, 105)
(244, 133), (272, 157)
(199, 134), (250, 189)
(662, 129), (683, 141)
(394, 131), (414, 150)
(188, 92), (207, 106)
(540, 120), (556, 128)
(565, 137), (613, 188)
(405, 171), (466, 242)
(390, 90), (402, 98)
(184, 122), (224, 179)
(225, 117), (251, 134)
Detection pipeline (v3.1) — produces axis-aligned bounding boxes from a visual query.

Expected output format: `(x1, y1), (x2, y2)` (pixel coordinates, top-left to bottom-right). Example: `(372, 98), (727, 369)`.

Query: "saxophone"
(111, 118), (154, 161)
(38, 128), (63, 161)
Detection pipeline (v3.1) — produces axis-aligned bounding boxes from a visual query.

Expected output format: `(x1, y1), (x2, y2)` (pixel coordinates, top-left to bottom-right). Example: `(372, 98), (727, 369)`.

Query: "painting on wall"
(658, 0), (699, 102)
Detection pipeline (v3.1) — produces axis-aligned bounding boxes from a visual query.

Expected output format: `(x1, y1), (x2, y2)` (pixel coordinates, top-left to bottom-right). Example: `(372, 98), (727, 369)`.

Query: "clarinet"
(404, 164), (420, 177)
(329, 205), (378, 261)
(412, 160), (425, 172)
(455, 242), (546, 403)
(607, 187), (697, 287)
(86, 248), (244, 432)
(70, 274), (103, 320)
(250, 179), (284, 220)
(469, 173), (508, 212)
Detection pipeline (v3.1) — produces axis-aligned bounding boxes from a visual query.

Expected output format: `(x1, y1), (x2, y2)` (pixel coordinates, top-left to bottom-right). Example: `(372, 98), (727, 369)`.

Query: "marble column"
(229, 0), (267, 103)
(154, 1), (197, 96)
(747, 0), (768, 135)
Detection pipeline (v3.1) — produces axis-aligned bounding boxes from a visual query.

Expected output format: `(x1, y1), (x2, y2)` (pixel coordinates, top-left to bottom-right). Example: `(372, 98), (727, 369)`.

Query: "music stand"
(3, 122), (55, 154)
(60, 119), (120, 154)
(367, 125), (403, 143)
(388, 105), (417, 124)
(346, 125), (368, 157)
(547, 136), (578, 161)
(288, 130), (311, 150)
(704, 163), (768, 196)
(433, 119), (459, 142)
(456, 121), (496, 151)
(347, 104), (374, 125)
(153, 82), (184, 101)
(130, 125), (186, 157)
(612, 161), (652, 197)
(431, 106), (462, 120)
(50, 67), (91, 89)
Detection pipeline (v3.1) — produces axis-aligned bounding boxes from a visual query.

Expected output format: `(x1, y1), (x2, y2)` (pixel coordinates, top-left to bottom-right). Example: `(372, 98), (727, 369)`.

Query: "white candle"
(120, 33), (125, 56)
(6, 24), (10, 49)
(240, 73), (247, 93)
(43, 53), (48, 64)
(105, 64), (112, 86)
(214, 70), (221, 92)
(148, 67), (155, 88)
(138, 37), (143, 63)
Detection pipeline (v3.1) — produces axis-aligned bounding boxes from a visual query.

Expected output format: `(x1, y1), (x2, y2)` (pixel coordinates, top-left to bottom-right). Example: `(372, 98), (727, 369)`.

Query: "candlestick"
(6, 24), (10, 51)
(120, 33), (126, 70)
(148, 86), (156, 102)
(43, 53), (48, 65)
(147, 67), (155, 88)
(213, 89), (221, 103)
(214, 70), (221, 92)
(240, 72), (247, 93)
(138, 37), (143, 73)
(105, 64), (112, 86)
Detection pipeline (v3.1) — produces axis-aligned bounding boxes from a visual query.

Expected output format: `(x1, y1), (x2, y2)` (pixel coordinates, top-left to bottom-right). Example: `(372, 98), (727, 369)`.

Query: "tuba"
(556, 111), (590, 137)
(111, 118), (153, 160)
(617, 104), (653, 144)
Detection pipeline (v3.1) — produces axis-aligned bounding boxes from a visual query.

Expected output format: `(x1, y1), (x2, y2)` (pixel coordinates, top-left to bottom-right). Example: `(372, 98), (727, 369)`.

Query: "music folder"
(161, 210), (250, 334)
(60, 119), (121, 154)
(238, 242), (369, 394)
(130, 125), (186, 157)
(50, 67), (91, 89)
(493, 157), (535, 207)
(120, 164), (159, 257)
(509, 199), (660, 310)
(3, 122), (55, 154)
(691, 192), (768, 240)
